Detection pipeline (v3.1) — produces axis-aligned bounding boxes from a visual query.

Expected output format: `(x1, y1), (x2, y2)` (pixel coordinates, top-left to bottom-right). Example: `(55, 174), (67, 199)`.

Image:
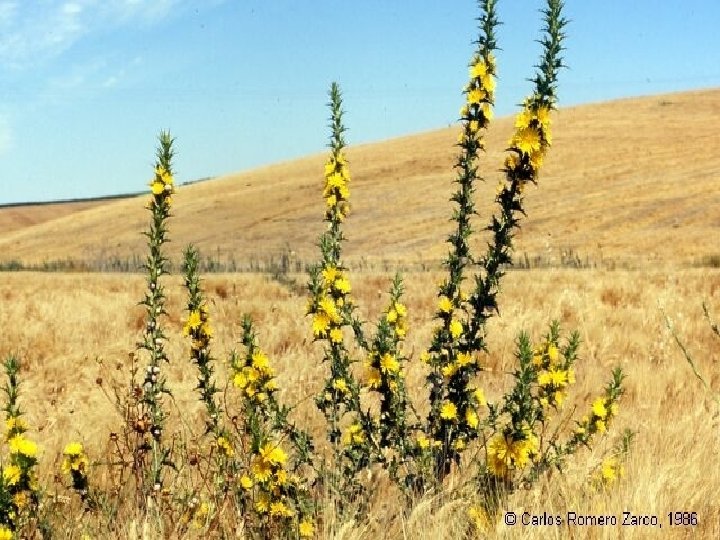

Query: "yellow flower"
(233, 372), (248, 389)
(537, 372), (552, 387)
(481, 72), (496, 93)
(416, 434), (430, 449)
(6, 416), (26, 433)
(334, 277), (351, 294)
(441, 363), (458, 378)
(329, 327), (344, 343)
(386, 309), (398, 323)
(332, 378), (349, 394)
(255, 493), (270, 514)
(512, 127), (542, 154)
(456, 352), (473, 367)
(547, 344), (559, 364)
(592, 398), (608, 419)
(270, 501), (293, 517)
(150, 181), (165, 195)
(3, 464), (21, 486)
(550, 369), (568, 386)
(595, 419), (607, 433)
(240, 475), (253, 489)
(535, 105), (551, 127)
(440, 402), (457, 421)
(394, 303), (407, 317)
(64, 442), (84, 456)
(470, 60), (487, 79)
(322, 266), (338, 283)
(217, 436), (234, 457)
(183, 310), (202, 335)
(449, 319), (463, 339)
(260, 443), (287, 465)
(299, 520), (315, 537)
(474, 388), (487, 406)
(8, 434), (37, 457)
(487, 434), (512, 478)
(466, 408), (479, 429)
(454, 439), (466, 451)
(600, 457), (622, 482)
(251, 352), (270, 372)
(0, 526), (12, 540)
(312, 313), (330, 336)
(467, 88), (486, 105)
(380, 353), (400, 374)
(437, 296), (453, 313)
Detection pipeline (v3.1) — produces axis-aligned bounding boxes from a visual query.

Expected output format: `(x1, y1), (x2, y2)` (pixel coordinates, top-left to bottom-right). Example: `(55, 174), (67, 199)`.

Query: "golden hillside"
(1, 88), (718, 267)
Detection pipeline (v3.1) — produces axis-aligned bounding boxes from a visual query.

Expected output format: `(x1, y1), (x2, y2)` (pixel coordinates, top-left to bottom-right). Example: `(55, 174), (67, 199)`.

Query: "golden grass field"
(0, 88), (719, 538)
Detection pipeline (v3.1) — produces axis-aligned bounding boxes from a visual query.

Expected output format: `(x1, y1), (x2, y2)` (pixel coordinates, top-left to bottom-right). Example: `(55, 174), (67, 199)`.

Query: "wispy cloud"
(0, 1), (188, 69)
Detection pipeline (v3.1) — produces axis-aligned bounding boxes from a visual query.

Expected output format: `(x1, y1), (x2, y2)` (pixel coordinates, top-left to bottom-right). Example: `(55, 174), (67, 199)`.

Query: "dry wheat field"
(1, 20), (720, 538)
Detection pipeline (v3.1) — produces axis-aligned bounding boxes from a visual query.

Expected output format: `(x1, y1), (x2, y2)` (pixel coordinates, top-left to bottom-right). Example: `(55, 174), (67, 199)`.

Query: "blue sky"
(1, 0), (719, 204)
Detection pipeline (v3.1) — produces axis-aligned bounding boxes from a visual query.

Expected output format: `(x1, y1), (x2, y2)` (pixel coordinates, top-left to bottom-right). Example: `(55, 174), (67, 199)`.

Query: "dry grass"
(0, 267), (718, 538)
(1, 88), (719, 267)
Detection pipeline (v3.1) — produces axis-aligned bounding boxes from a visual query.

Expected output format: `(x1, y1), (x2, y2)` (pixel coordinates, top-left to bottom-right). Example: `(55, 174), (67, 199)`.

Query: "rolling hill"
(1, 88), (718, 269)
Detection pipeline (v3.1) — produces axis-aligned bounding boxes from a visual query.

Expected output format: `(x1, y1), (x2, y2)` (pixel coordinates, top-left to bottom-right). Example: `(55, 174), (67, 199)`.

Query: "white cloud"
(0, 0), (194, 69)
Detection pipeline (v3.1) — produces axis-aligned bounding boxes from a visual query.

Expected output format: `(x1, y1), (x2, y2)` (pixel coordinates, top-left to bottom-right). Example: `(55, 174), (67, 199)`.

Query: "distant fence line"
(1, 247), (714, 274)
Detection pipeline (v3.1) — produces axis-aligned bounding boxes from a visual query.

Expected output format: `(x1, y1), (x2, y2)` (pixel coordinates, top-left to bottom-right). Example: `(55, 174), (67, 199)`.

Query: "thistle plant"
(135, 130), (176, 497)
(307, 83), (367, 482)
(182, 244), (222, 436)
(231, 318), (316, 538)
(61, 442), (91, 504)
(0, 356), (39, 533)
(424, 0), (499, 478)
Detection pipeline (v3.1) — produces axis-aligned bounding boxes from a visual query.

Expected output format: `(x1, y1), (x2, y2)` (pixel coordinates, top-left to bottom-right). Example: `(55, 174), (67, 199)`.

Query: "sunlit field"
(0, 267), (718, 538)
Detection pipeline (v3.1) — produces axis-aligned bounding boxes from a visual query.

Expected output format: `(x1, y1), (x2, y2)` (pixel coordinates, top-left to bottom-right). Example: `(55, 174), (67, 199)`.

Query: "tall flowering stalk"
(182, 245), (221, 436)
(425, 0), (499, 478)
(467, 0), (565, 346)
(136, 130), (175, 495)
(363, 275), (411, 455)
(232, 318), (315, 538)
(0, 357), (40, 533)
(307, 83), (362, 455)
